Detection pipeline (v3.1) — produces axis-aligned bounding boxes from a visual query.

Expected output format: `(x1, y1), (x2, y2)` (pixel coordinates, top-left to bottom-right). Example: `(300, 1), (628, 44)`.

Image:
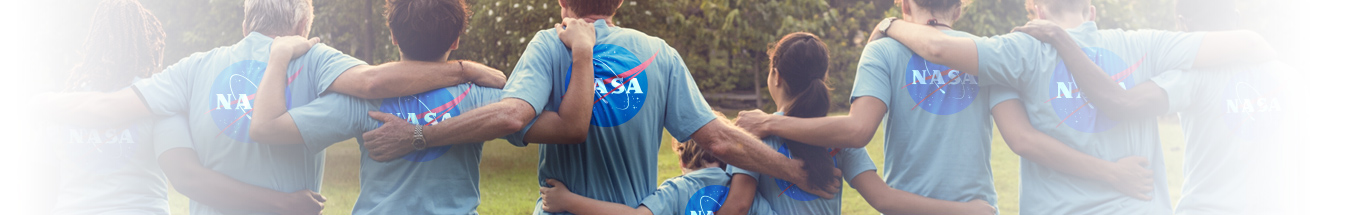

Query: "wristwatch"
(412, 125), (428, 150)
(878, 17), (899, 33)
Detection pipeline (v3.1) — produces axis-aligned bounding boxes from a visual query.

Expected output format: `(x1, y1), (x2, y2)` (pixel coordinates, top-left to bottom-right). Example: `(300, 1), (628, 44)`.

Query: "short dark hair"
(564, 0), (623, 17)
(386, 0), (468, 62)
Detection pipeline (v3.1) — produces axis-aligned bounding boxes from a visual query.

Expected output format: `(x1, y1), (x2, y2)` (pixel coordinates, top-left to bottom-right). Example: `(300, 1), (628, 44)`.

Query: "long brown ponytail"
(769, 32), (836, 188)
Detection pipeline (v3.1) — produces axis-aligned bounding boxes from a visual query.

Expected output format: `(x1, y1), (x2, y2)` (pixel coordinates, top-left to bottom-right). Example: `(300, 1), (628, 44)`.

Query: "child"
(540, 111), (775, 215)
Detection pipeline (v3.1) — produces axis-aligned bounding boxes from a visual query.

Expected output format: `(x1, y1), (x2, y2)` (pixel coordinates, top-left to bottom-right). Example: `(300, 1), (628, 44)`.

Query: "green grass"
(168, 114), (1187, 215)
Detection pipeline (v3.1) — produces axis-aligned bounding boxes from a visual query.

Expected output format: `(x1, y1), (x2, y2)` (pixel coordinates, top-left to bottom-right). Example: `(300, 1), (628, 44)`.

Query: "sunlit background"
(3, 0), (1364, 214)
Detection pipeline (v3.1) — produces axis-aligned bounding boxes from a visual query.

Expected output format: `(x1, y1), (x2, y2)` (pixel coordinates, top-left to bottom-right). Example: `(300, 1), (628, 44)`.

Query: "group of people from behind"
(41, 0), (1290, 215)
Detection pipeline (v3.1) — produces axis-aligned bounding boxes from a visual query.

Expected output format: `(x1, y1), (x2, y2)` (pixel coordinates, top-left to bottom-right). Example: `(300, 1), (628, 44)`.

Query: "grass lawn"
(168, 114), (1187, 215)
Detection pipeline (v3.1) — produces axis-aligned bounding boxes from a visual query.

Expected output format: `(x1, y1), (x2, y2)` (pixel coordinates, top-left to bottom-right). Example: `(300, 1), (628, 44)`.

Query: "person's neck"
(574, 15), (615, 27)
(1043, 13), (1088, 29)
(399, 52), (451, 63)
(903, 13), (953, 30)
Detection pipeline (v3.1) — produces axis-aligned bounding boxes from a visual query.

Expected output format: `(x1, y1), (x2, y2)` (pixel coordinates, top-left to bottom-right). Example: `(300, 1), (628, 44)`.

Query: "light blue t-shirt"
(853, 30), (998, 206)
(1150, 62), (1293, 215)
(729, 116), (878, 215)
(288, 84), (504, 215)
(973, 22), (1205, 215)
(132, 32), (367, 215)
(638, 167), (776, 215)
(49, 112), (185, 215)
(500, 20), (718, 214)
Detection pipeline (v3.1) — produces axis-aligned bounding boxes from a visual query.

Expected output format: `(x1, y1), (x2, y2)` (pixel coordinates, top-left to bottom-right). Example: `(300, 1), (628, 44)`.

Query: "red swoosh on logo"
(216, 67), (306, 137)
(909, 70), (964, 111)
(1053, 55), (1146, 128)
(418, 84), (475, 126)
(592, 51), (659, 104)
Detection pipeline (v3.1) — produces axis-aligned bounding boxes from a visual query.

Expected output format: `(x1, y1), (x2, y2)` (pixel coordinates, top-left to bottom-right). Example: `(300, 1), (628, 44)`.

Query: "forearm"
(160, 149), (289, 213)
(851, 171), (969, 215)
(524, 48), (595, 143)
(718, 174), (758, 215)
(992, 101), (1116, 183)
(425, 99), (536, 146)
(885, 21), (980, 75)
(766, 115), (875, 148)
(563, 195), (653, 215)
(328, 61), (466, 99)
(248, 52), (302, 144)
(1053, 38), (1167, 120)
(694, 121), (806, 184)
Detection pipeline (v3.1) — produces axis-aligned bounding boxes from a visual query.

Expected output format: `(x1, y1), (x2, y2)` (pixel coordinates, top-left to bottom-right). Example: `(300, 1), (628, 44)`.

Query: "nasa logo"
(1048, 48), (1135, 133)
(1221, 69), (1283, 137)
(64, 126), (141, 171)
(772, 143), (839, 201)
(904, 53), (979, 115)
(378, 86), (472, 162)
(563, 44), (652, 127)
(207, 60), (288, 143)
(684, 185), (730, 215)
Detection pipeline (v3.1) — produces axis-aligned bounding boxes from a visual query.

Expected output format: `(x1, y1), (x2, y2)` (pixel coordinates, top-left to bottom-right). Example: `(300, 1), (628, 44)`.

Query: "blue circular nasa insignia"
(685, 185), (730, 214)
(378, 87), (469, 162)
(1048, 48), (1135, 133)
(1220, 69), (1283, 138)
(563, 44), (650, 127)
(208, 60), (275, 143)
(904, 53), (980, 115)
(772, 142), (839, 201)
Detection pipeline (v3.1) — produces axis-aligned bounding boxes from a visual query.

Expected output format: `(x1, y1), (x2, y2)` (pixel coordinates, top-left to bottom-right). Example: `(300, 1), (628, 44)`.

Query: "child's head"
(385, 0), (469, 62)
(1176, 0), (1239, 31)
(897, 0), (964, 23)
(69, 0), (166, 91)
(557, 0), (623, 18)
(766, 32), (838, 189)
(675, 111), (729, 173)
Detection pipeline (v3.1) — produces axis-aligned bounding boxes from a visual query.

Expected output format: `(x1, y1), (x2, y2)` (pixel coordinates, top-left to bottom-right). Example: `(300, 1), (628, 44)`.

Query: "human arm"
(1011, 20), (1170, 121)
(328, 60), (505, 99)
(540, 179), (653, 215)
(874, 18), (980, 75)
(248, 36), (319, 144)
(848, 170), (995, 215)
(159, 148), (325, 215)
(518, 18), (599, 144)
(734, 96), (886, 148)
(717, 173), (758, 215)
(689, 120), (840, 199)
(992, 99), (1155, 200)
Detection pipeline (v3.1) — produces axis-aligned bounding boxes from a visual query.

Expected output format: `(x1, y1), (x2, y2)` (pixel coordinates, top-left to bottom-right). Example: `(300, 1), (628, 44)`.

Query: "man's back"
(500, 20), (717, 214)
(131, 32), (366, 214)
(974, 22), (1205, 214)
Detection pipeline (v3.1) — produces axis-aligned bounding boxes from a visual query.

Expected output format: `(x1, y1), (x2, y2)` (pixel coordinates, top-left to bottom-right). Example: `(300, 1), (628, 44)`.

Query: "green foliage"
(133, 0), (1182, 112)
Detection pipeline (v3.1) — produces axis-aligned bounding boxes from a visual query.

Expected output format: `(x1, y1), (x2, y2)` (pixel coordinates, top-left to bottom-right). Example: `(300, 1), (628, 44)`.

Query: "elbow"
(494, 111), (529, 137)
(248, 123), (289, 145)
(841, 126), (877, 148)
(1002, 133), (1040, 158)
(1241, 30), (1278, 61)
(563, 128), (588, 144)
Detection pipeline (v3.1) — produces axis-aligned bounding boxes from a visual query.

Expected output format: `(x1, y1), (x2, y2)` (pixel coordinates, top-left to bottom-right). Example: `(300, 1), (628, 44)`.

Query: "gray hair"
(243, 0), (313, 36)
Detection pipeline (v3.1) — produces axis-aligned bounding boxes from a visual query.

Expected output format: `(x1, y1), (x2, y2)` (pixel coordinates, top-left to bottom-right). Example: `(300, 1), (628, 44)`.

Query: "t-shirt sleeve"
(988, 86), (1022, 109)
(1133, 30), (1206, 71)
(152, 115), (194, 159)
(727, 164), (757, 178)
(501, 31), (560, 115)
(302, 44), (368, 95)
(287, 92), (376, 154)
(836, 147), (878, 181)
(132, 53), (205, 116)
(1149, 70), (1198, 115)
(641, 177), (696, 215)
(973, 33), (1047, 89)
(849, 39), (897, 106)
(661, 46), (718, 142)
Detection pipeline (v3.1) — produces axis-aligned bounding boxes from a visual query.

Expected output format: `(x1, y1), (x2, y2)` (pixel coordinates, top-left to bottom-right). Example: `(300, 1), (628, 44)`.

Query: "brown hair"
(386, 0), (469, 62)
(67, 0), (165, 91)
(675, 111), (730, 170)
(769, 32), (837, 188)
(563, 0), (623, 17)
(1036, 0), (1090, 15)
